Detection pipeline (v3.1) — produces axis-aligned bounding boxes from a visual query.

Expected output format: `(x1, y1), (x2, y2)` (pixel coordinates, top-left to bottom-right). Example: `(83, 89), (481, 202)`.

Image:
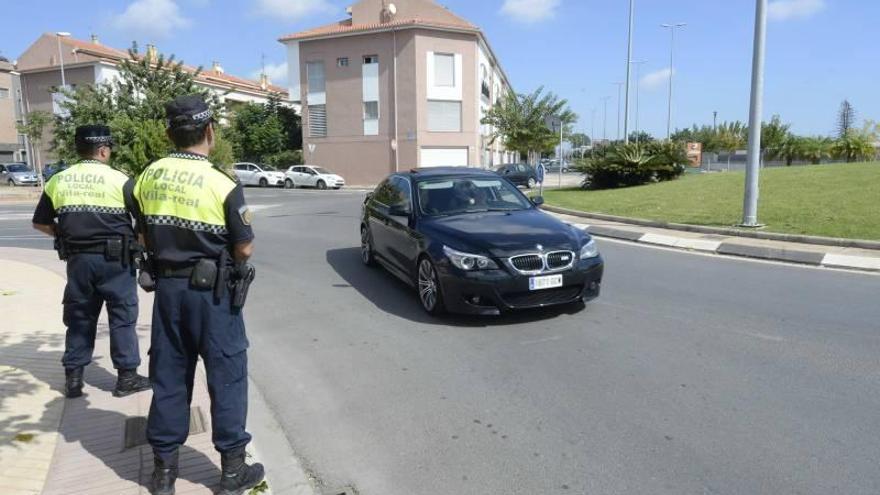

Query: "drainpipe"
(392, 28), (399, 173)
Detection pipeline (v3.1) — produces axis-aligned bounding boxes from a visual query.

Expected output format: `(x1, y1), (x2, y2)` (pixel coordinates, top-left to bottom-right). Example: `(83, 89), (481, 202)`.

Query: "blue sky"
(3, 0), (877, 138)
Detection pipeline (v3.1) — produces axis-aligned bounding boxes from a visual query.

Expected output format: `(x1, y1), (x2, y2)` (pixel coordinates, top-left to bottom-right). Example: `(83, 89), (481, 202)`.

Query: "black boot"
(150, 451), (178, 495)
(113, 368), (151, 397)
(64, 367), (84, 398)
(219, 447), (265, 495)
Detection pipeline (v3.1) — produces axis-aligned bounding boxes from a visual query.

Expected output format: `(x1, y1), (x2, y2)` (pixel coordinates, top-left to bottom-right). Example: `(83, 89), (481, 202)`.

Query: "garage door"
(420, 147), (468, 168)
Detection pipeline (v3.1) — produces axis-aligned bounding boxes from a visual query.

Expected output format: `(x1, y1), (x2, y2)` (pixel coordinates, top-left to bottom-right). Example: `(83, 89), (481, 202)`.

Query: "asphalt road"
(3, 190), (879, 494)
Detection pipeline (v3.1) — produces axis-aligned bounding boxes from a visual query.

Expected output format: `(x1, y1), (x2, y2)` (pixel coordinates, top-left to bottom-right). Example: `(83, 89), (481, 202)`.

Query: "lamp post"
(623, 0), (635, 143)
(742, 0), (767, 227)
(612, 82), (623, 140)
(601, 96), (611, 142)
(590, 107), (597, 156)
(56, 32), (71, 88)
(661, 22), (686, 140)
(629, 60), (647, 142)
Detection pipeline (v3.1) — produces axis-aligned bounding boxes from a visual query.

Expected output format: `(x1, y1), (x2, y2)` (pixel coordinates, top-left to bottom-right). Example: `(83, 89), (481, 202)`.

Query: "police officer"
(31, 125), (151, 399)
(133, 94), (263, 495)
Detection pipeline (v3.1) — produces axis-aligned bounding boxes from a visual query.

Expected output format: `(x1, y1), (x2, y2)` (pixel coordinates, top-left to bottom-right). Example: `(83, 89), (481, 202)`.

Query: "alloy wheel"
(361, 227), (375, 266)
(418, 259), (440, 313)
(317, 180), (327, 190)
(285, 179), (295, 189)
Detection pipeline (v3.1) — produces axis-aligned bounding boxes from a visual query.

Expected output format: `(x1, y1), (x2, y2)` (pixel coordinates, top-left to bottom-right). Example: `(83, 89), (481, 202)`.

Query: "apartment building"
(0, 57), (25, 163)
(14, 33), (290, 164)
(280, 0), (518, 185)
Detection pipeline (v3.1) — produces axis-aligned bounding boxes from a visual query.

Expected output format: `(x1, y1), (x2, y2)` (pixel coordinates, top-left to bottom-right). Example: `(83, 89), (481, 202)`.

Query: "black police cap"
(75, 124), (113, 147)
(165, 94), (214, 129)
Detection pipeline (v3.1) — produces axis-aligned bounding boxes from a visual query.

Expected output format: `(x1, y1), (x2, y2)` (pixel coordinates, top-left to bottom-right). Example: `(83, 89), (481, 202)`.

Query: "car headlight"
(443, 246), (499, 271)
(580, 239), (599, 259)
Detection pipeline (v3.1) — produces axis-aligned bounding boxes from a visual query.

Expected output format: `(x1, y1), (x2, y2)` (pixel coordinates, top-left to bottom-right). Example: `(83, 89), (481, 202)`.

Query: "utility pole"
(742, 0), (767, 227)
(623, 0), (635, 143)
(590, 107), (597, 158)
(630, 60), (647, 142)
(613, 82), (623, 140)
(661, 22), (686, 140)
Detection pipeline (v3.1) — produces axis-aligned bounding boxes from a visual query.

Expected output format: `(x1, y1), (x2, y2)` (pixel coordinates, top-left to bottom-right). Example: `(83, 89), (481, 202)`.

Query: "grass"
(542, 162), (880, 240)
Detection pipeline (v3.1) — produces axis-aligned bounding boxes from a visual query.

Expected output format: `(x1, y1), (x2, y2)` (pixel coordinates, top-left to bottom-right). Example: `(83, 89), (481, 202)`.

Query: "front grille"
(502, 286), (583, 308)
(547, 251), (575, 269)
(511, 254), (543, 272)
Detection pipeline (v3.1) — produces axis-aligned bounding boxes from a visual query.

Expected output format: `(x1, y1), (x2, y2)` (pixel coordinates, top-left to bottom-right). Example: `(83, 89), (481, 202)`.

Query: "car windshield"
(312, 167), (332, 175)
(417, 176), (533, 216)
(7, 164), (30, 173)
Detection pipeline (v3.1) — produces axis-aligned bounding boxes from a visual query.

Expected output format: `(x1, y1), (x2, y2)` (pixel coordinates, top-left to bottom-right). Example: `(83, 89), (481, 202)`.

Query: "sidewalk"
(546, 208), (880, 273)
(0, 247), (314, 494)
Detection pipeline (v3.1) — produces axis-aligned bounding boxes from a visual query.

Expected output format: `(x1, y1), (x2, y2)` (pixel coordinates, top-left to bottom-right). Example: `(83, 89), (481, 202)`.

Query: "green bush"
(577, 141), (687, 190)
(264, 149), (303, 168)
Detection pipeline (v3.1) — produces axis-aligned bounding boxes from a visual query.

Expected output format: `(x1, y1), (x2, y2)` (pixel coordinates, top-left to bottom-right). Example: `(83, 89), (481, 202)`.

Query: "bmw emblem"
(536, 244), (543, 251)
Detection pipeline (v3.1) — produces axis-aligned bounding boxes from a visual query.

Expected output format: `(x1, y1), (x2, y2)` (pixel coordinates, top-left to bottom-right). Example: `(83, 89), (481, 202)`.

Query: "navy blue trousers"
(146, 277), (252, 461)
(62, 253), (140, 370)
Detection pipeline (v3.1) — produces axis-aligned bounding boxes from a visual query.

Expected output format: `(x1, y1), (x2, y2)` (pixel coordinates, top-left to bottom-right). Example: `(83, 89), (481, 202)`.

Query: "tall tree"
(53, 45), (226, 174)
(837, 99), (856, 138)
(716, 121), (747, 168)
(761, 115), (792, 160)
(482, 87), (577, 165)
(225, 94), (301, 163)
(16, 110), (53, 180)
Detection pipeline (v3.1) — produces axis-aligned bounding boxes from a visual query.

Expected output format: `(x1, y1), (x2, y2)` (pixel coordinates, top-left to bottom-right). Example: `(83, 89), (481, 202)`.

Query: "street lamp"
(742, 0), (767, 227)
(629, 60), (647, 142)
(661, 22), (686, 140)
(612, 82), (623, 140)
(623, 0), (635, 143)
(56, 32), (71, 88)
(601, 96), (611, 142)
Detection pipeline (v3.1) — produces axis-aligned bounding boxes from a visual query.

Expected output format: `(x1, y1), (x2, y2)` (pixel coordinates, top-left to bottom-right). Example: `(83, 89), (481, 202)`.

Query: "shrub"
(264, 149), (303, 168)
(577, 141), (687, 190)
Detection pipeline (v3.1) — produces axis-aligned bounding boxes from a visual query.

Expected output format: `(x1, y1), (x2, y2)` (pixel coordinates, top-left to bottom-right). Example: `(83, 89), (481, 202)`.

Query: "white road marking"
(0, 213), (35, 221)
(737, 331), (785, 343)
(520, 335), (563, 345)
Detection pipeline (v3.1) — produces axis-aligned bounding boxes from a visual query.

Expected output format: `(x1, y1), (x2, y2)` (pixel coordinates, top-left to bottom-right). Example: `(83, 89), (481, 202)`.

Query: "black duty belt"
(157, 265), (197, 278)
(66, 244), (108, 255)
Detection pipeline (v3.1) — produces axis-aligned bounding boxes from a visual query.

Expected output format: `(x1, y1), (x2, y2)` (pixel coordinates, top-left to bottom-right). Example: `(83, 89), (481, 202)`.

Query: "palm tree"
(716, 121), (747, 170)
(775, 136), (802, 166)
(799, 136), (832, 165)
(832, 132), (875, 163)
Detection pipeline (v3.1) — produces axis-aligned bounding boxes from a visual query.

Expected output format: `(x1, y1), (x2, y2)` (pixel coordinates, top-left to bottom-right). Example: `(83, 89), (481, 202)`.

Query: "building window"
(363, 55), (378, 65)
(0, 88), (8, 99)
(337, 57), (349, 67)
(364, 101), (379, 120)
(434, 53), (455, 87)
(308, 104), (327, 138)
(306, 61), (325, 94)
(427, 100), (461, 132)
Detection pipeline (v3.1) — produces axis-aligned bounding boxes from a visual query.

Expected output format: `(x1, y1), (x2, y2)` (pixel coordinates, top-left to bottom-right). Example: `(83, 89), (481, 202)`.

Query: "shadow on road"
(326, 246), (587, 327)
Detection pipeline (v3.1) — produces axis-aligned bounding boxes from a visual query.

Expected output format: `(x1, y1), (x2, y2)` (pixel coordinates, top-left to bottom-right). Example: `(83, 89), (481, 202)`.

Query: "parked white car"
(232, 162), (286, 187)
(284, 165), (345, 190)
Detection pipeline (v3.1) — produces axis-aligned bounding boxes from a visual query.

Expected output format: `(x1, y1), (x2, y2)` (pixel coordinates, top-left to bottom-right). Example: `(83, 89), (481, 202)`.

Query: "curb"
(558, 217), (880, 273)
(542, 205), (880, 250)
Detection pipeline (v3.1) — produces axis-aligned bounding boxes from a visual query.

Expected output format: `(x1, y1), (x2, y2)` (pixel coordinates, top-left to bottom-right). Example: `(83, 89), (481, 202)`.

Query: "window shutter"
(434, 53), (455, 87)
(427, 101), (462, 132)
(308, 105), (327, 137)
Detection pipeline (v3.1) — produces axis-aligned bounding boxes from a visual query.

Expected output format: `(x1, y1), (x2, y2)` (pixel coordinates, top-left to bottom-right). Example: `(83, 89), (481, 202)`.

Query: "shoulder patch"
(238, 205), (253, 226)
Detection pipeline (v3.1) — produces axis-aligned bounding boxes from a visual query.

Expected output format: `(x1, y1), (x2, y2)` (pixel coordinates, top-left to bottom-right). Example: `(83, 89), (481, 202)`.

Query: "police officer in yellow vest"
(32, 124), (151, 399)
(132, 95), (263, 495)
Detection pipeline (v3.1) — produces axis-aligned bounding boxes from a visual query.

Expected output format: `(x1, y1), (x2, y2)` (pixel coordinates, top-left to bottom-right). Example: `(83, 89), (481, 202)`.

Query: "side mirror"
(531, 196), (545, 207)
(388, 204), (411, 217)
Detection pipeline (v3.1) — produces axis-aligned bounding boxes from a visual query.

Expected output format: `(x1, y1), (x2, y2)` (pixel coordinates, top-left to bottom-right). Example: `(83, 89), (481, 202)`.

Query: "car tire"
(259, 178), (269, 188)
(284, 178), (295, 189)
(361, 225), (376, 267)
(417, 257), (445, 316)
(527, 177), (536, 189)
(316, 180), (327, 190)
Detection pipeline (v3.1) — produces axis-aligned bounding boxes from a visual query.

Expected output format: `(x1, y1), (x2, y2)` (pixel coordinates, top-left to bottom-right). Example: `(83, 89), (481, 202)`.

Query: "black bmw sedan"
(360, 167), (604, 316)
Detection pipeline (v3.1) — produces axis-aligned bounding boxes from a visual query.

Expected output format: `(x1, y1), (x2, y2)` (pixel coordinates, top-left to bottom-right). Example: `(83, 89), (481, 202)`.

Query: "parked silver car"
(232, 162), (286, 187)
(0, 163), (40, 186)
(284, 165), (345, 190)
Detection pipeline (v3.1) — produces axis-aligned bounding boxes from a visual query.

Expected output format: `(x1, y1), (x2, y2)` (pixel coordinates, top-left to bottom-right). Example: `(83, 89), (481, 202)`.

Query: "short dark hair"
(168, 122), (211, 149)
(76, 142), (104, 159)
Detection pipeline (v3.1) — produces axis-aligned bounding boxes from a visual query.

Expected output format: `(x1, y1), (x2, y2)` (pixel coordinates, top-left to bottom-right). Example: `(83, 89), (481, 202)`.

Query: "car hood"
(11, 171), (37, 179)
(421, 208), (584, 258)
(318, 173), (343, 181)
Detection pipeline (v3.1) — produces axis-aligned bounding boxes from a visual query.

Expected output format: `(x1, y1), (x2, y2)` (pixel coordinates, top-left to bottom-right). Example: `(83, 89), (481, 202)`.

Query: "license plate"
(529, 274), (563, 291)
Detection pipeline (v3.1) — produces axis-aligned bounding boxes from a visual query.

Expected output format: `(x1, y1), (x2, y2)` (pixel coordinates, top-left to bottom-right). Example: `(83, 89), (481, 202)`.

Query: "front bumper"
(437, 256), (604, 315)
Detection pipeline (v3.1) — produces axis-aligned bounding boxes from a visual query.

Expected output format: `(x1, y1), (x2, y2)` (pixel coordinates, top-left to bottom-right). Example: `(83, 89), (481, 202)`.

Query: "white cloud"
(251, 61), (289, 87)
(640, 68), (673, 90)
(768, 0), (825, 21)
(254, 0), (335, 22)
(501, 0), (561, 24)
(112, 0), (190, 39)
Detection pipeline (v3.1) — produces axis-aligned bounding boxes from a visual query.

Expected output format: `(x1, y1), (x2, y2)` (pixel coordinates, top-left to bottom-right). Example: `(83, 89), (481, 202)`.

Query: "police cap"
(165, 94), (214, 129)
(74, 124), (114, 148)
